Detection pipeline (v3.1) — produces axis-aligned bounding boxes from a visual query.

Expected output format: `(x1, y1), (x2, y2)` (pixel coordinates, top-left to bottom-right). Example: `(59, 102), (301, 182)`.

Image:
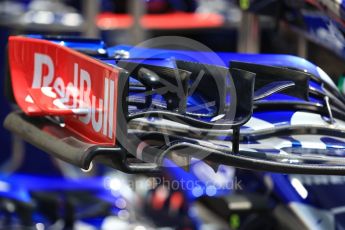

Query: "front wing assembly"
(4, 36), (345, 175)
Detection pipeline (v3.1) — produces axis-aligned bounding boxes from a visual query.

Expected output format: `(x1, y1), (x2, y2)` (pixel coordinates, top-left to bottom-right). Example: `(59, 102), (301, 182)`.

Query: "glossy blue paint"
(27, 35), (107, 56)
(108, 45), (334, 88)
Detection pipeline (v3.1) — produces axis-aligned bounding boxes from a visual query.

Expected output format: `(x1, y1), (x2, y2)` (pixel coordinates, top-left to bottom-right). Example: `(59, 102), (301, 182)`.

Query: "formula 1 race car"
(4, 35), (345, 176)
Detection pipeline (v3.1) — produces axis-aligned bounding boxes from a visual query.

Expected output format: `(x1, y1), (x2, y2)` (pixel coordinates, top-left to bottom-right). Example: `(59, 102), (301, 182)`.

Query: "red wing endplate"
(8, 36), (122, 145)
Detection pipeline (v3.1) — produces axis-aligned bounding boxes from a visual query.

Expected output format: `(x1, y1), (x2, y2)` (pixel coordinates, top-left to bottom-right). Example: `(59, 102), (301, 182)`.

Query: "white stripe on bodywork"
(291, 111), (345, 130)
(243, 117), (275, 131)
(334, 118), (345, 130)
(291, 112), (329, 126)
(292, 135), (327, 149)
(210, 137), (291, 154)
(257, 137), (292, 151)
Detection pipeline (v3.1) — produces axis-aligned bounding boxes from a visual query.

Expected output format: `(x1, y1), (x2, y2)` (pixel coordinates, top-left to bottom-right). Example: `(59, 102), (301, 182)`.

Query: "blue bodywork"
(107, 44), (345, 228)
(2, 35), (345, 228)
